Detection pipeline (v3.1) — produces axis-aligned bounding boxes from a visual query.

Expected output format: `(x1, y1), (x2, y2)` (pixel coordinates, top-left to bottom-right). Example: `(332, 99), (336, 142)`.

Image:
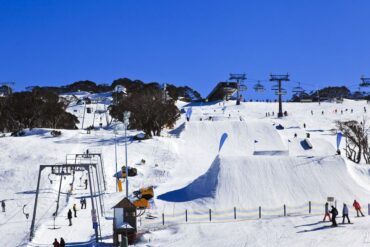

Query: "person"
(311, 110), (313, 115)
(330, 206), (338, 227)
(84, 179), (88, 190)
(80, 198), (84, 209)
(294, 133), (297, 138)
(83, 198), (87, 209)
(303, 123), (306, 129)
(353, 200), (365, 217)
(342, 203), (351, 224)
(60, 237), (65, 247)
(1, 200), (5, 213)
(53, 238), (60, 247)
(67, 209), (72, 226)
(322, 110), (324, 115)
(323, 202), (331, 222)
(73, 204), (77, 217)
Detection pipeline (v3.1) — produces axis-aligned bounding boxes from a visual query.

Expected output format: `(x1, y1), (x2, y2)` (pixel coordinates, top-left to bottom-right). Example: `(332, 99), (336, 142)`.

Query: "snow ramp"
(181, 120), (286, 157)
(158, 155), (370, 208)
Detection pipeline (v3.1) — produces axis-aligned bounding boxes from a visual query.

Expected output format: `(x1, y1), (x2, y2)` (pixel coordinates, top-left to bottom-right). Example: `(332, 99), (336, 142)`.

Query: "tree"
(110, 85), (180, 138)
(336, 120), (370, 164)
(0, 90), (79, 132)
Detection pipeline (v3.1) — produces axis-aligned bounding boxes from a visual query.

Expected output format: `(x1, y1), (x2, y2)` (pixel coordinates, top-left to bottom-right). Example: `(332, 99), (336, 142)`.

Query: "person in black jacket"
(60, 237), (65, 247)
(330, 206), (338, 227)
(67, 209), (72, 226)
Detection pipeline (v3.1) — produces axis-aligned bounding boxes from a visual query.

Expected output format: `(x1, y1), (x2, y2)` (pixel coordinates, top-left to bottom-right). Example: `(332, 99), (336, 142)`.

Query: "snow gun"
(132, 186), (154, 209)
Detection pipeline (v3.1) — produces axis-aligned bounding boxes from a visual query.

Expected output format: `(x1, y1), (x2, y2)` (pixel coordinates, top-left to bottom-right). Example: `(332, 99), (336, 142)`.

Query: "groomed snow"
(1, 98), (370, 246)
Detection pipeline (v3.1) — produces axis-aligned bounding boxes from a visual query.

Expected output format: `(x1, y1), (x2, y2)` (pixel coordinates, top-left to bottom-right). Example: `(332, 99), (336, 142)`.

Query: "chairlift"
(275, 88), (287, 95)
(360, 82), (370, 87)
(253, 81), (265, 92)
(271, 84), (279, 91)
(239, 84), (247, 91)
(23, 205), (29, 219)
(292, 82), (305, 94)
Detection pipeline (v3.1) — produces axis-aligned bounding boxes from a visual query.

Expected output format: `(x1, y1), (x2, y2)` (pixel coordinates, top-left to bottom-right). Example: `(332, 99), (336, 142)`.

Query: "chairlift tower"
(360, 76), (370, 88)
(270, 74), (290, 118)
(229, 73), (247, 105)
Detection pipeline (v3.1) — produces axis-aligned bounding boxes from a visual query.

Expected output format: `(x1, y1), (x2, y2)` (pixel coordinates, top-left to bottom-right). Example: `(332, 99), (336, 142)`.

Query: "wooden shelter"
(113, 197), (137, 246)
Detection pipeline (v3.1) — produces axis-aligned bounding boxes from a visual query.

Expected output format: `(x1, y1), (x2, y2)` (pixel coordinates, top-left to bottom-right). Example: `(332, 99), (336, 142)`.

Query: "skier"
(84, 179), (88, 190)
(323, 202), (331, 222)
(73, 203), (77, 217)
(60, 238), (65, 247)
(53, 238), (60, 247)
(342, 203), (351, 224)
(353, 200), (365, 217)
(1, 200), (5, 213)
(330, 206), (338, 227)
(67, 209), (72, 226)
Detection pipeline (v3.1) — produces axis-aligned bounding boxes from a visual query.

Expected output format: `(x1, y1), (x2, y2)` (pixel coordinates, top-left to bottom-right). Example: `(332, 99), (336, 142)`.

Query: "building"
(112, 197), (137, 246)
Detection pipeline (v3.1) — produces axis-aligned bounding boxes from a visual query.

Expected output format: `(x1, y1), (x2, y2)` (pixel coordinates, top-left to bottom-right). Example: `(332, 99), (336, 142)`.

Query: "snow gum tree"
(110, 84), (180, 138)
(335, 120), (370, 164)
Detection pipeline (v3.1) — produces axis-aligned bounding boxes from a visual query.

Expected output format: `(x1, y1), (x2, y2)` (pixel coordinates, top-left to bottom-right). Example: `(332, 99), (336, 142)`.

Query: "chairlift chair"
(253, 81), (265, 92)
(271, 84), (279, 91)
(275, 88), (287, 95)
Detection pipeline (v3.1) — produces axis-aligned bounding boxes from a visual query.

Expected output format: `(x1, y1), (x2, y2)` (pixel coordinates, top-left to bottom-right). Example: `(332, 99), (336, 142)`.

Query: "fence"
(139, 201), (370, 228)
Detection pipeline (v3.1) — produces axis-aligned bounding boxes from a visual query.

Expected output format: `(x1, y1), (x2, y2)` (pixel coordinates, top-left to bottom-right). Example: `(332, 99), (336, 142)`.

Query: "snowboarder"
(67, 209), (72, 226)
(53, 238), (60, 247)
(84, 179), (88, 190)
(1, 200), (5, 213)
(60, 238), (65, 247)
(73, 204), (77, 217)
(353, 200), (365, 217)
(342, 203), (351, 224)
(330, 206), (338, 227)
(323, 202), (331, 222)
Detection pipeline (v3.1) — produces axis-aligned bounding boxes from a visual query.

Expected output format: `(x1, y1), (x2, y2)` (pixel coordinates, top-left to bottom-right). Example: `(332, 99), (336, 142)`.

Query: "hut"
(113, 197), (137, 246)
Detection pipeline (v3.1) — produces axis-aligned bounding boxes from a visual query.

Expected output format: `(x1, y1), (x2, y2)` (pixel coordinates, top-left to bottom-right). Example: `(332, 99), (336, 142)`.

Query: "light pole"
(114, 123), (118, 192)
(123, 111), (131, 198)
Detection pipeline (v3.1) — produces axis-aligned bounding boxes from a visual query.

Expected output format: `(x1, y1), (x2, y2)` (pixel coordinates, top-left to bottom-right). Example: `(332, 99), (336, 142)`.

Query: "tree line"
(0, 88), (78, 133)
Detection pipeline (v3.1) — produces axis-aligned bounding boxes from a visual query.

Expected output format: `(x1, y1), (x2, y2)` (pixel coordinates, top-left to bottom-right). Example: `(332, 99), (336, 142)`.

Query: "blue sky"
(0, 0), (370, 99)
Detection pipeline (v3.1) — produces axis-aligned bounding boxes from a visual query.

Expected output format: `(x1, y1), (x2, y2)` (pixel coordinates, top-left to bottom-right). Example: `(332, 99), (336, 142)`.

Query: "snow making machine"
(132, 186), (154, 209)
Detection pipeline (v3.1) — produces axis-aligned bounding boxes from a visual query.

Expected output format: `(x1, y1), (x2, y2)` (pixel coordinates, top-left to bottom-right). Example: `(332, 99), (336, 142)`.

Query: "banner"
(336, 132), (343, 150)
(219, 133), (228, 152)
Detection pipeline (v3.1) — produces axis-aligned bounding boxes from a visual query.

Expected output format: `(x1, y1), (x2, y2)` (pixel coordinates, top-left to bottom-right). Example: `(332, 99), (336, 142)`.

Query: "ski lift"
(253, 81), (265, 92)
(239, 84), (247, 91)
(292, 82), (305, 94)
(23, 205), (29, 219)
(271, 84), (279, 91)
(275, 88), (287, 95)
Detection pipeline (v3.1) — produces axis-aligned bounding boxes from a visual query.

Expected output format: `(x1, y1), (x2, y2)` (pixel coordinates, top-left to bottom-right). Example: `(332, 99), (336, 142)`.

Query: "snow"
(2, 97), (370, 246)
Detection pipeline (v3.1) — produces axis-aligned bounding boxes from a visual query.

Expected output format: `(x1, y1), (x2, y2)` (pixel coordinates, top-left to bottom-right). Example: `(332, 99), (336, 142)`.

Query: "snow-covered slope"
(2, 97), (370, 247)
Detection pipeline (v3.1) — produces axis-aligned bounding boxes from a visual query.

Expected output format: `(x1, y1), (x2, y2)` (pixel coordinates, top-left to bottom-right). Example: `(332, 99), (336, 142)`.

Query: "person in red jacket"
(353, 200), (365, 217)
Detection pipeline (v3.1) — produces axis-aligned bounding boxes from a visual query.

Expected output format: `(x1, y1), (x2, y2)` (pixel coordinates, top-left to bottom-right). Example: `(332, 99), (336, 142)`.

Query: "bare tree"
(336, 119), (370, 164)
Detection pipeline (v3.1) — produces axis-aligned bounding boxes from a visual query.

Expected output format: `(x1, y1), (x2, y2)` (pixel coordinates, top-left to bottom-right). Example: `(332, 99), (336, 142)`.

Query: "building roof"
(112, 197), (136, 209)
